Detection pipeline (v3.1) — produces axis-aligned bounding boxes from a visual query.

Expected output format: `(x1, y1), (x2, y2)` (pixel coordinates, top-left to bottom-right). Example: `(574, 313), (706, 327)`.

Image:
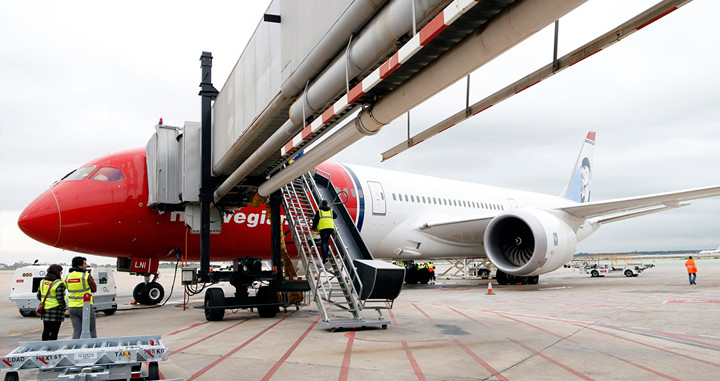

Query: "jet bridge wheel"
(204, 288), (226, 321)
(19, 309), (36, 317)
(624, 269), (634, 277)
(4, 371), (19, 381)
(256, 287), (278, 318)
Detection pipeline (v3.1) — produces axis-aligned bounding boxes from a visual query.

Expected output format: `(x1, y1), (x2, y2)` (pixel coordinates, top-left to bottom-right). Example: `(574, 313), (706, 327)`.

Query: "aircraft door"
(507, 198), (519, 209)
(366, 181), (386, 215)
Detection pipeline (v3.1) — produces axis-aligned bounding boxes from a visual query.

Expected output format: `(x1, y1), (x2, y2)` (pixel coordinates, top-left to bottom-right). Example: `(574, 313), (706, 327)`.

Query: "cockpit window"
(90, 167), (124, 182)
(61, 166), (97, 181)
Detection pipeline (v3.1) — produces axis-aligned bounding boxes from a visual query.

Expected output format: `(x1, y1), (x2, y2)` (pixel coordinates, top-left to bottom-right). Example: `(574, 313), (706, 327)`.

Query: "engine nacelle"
(484, 209), (577, 276)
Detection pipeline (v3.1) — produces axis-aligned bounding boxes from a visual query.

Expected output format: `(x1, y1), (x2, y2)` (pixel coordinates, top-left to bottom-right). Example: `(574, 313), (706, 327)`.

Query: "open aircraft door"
(367, 181), (386, 215)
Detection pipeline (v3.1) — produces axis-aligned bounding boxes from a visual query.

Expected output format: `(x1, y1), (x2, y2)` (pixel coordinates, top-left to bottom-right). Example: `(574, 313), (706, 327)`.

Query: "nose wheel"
(133, 281), (165, 305)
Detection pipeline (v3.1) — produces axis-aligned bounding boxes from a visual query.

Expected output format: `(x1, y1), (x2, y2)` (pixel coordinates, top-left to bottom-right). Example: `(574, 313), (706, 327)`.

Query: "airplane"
(17, 131), (720, 304)
(699, 245), (720, 256)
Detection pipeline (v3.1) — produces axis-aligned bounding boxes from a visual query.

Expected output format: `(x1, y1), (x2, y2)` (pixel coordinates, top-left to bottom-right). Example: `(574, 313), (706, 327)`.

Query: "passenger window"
(61, 166), (97, 181)
(392, 193), (396, 201)
(90, 167), (124, 182)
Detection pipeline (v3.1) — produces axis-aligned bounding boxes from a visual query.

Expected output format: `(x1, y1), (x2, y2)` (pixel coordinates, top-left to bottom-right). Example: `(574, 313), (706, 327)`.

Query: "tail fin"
(561, 131), (595, 203)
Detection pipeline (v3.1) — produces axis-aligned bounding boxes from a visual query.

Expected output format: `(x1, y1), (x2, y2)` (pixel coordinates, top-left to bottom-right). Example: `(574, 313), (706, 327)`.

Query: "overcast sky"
(1, 0), (719, 265)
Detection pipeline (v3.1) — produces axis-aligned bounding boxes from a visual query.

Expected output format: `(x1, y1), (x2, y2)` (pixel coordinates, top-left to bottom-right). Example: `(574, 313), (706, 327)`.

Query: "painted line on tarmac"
(168, 318), (250, 356)
(453, 339), (508, 381)
(509, 339), (595, 381)
(339, 331), (356, 381)
(447, 306), (489, 329)
(401, 340), (426, 381)
(491, 312), (680, 380)
(261, 316), (321, 381)
(167, 322), (209, 336)
(388, 309), (398, 326)
(187, 313), (295, 381)
(411, 303), (436, 325)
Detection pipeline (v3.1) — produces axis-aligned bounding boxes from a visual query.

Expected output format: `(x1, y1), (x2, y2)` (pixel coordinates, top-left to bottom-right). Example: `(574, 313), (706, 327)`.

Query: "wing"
(559, 185), (720, 223)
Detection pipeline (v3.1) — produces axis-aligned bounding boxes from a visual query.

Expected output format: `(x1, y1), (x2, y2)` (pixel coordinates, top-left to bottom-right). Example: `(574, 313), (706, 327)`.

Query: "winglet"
(560, 131), (596, 203)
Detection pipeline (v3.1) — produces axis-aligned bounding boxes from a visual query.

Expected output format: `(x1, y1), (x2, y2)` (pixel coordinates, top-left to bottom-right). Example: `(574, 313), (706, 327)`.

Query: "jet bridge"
(143, 0), (595, 322)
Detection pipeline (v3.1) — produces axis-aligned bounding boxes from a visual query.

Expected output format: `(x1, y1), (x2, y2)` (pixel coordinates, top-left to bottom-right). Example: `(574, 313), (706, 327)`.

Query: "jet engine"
(484, 209), (577, 276)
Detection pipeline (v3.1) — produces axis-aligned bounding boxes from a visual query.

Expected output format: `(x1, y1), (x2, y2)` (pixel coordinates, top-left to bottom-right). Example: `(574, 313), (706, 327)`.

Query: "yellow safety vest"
(65, 271), (93, 307)
(39, 280), (62, 310)
(317, 209), (334, 231)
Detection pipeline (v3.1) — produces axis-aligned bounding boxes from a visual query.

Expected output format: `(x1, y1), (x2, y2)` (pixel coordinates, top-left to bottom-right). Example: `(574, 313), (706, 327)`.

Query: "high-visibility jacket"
(685, 259), (697, 274)
(428, 264), (435, 273)
(317, 209), (335, 231)
(39, 279), (62, 309)
(65, 271), (93, 307)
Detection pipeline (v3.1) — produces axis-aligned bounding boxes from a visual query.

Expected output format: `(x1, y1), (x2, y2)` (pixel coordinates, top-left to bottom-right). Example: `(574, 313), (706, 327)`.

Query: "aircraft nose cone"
(18, 189), (61, 247)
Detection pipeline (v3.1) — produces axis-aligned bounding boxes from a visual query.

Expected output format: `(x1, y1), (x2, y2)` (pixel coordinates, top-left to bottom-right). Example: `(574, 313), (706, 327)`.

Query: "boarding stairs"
(280, 171), (403, 330)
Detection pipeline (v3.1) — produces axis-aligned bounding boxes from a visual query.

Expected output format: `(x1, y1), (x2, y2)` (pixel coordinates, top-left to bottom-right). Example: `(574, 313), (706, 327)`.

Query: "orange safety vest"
(685, 259), (697, 274)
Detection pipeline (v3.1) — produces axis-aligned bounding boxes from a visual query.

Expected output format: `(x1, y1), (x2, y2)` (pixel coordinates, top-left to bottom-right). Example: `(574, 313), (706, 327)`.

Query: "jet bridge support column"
(199, 51), (219, 280)
(270, 190), (283, 284)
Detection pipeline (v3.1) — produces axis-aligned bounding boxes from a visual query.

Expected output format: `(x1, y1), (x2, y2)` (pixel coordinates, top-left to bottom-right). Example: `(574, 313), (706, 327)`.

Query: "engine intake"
(484, 209), (577, 276)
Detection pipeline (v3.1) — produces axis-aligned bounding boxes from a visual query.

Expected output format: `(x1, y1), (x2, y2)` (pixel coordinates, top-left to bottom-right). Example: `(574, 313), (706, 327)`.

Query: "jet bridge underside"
(210, 0), (520, 207)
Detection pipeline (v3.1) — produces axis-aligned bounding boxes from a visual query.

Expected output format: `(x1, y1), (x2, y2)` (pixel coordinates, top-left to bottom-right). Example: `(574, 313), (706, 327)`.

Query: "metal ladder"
(281, 172), (386, 329)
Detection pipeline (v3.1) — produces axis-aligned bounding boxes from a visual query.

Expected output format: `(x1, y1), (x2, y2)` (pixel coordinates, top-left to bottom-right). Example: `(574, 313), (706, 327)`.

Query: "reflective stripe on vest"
(65, 271), (93, 307)
(317, 209), (334, 230)
(40, 280), (61, 310)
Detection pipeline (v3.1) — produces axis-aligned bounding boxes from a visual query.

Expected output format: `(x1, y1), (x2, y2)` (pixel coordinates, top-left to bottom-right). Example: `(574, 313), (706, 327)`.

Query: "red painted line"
(187, 315), (291, 381)
(571, 323), (720, 369)
(447, 306), (489, 329)
(380, 52), (401, 78)
(389, 309), (398, 326)
(453, 339), (508, 381)
(510, 339), (595, 381)
(262, 317), (321, 381)
(145, 349), (154, 358)
(569, 49), (602, 66)
(283, 141), (294, 153)
(322, 108), (336, 124)
(347, 83), (365, 104)
(600, 350), (682, 381)
(411, 303), (436, 324)
(493, 312), (562, 339)
(439, 122), (456, 133)
(339, 331), (356, 381)
(301, 125), (313, 139)
(158, 370), (165, 379)
(636, 7), (677, 30)
(37, 357), (48, 365)
(472, 104), (493, 115)
(514, 80), (541, 94)
(168, 322), (209, 336)
(501, 311), (720, 369)
(401, 340), (426, 381)
(2, 359), (11, 367)
(419, 12), (447, 46)
(168, 318), (250, 356)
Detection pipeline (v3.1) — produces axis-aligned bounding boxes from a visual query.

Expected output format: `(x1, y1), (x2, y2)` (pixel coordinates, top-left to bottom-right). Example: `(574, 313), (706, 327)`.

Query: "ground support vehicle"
(9, 265), (117, 317)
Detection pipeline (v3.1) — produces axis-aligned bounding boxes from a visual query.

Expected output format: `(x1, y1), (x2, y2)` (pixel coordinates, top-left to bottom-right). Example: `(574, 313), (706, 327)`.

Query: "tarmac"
(1, 258), (719, 380)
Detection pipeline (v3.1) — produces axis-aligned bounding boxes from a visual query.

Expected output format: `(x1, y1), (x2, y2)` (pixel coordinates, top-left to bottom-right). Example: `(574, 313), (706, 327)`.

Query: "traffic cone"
(486, 279), (495, 295)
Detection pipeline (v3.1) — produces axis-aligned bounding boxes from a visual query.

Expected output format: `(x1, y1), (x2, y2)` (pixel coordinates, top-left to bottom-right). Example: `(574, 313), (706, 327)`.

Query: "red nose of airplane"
(18, 189), (61, 247)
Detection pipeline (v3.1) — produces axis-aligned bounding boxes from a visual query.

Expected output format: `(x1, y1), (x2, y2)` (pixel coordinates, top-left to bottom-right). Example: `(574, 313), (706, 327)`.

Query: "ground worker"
(65, 256), (98, 338)
(312, 200), (337, 269)
(36, 264), (66, 341)
(685, 256), (697, 285)
(428, 261), (436, 283)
